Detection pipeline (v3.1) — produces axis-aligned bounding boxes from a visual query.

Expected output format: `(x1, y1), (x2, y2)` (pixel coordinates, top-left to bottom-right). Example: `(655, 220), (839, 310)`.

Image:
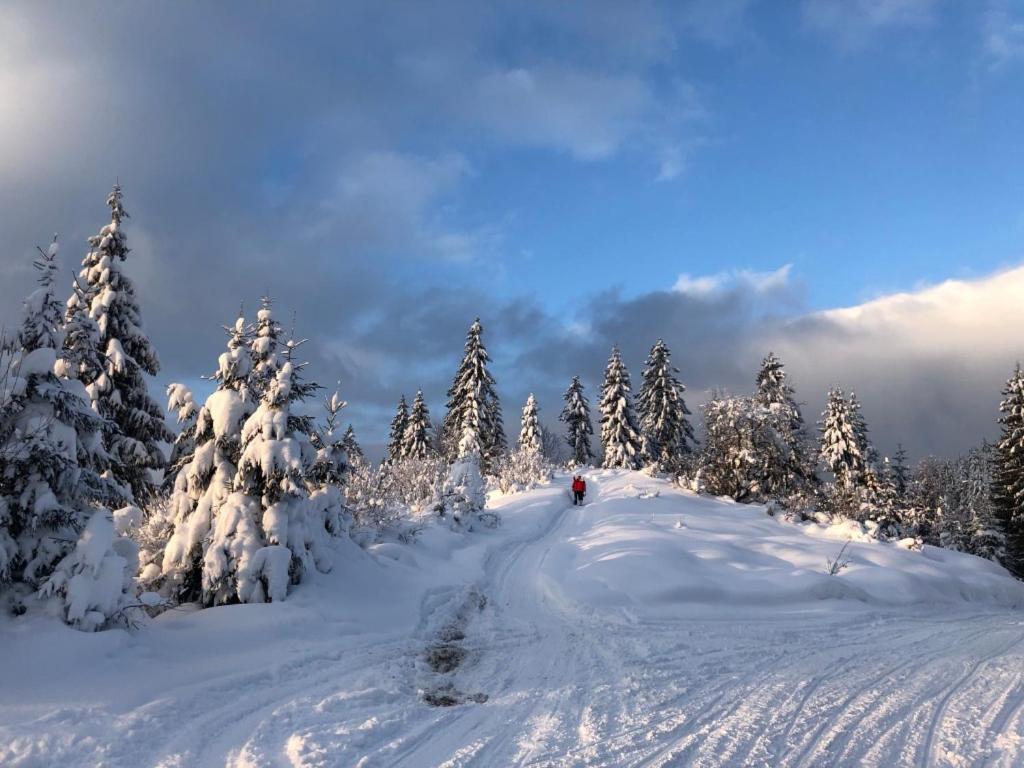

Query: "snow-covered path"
(4, 470), (1024, 767)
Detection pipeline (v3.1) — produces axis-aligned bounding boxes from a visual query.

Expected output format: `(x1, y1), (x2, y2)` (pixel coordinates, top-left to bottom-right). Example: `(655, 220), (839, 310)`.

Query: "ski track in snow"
(4, 471), (1024, 767)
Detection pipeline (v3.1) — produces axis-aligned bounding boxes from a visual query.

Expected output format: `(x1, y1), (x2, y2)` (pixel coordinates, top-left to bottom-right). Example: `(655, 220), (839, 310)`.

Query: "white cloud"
(802, 0), (936, 48)
(674, 264), (793, 298)
(983, 1), (1024, 68)
(473, 66), (653, 161)
(761, 264), (1024, 458)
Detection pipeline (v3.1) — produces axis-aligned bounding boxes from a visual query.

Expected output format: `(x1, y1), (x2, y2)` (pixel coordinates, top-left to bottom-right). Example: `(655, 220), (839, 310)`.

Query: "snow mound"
(546, 471), (1024, 618)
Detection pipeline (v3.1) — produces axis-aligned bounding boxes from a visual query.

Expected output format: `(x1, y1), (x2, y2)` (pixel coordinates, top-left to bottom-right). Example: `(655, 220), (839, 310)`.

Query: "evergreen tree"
(599, 346), (642, 470)
(309, 388), (349, 488)
(0, 238), (134, 628)
(637, 339), (694, 472)
(342, 424), (365, 467)
(848, 393), (880, 474)
(63, 185), (172, 504)
(204, 341), (328, 605)
(248, 295), (283, 402)
(386, 394), (409, 464)
(819, 388), (864, 490)
(963, 444), (1005, 562)
(164, 383), (198, 493)
(994, 365), (1024, 573)
(161, 316), (254, 601)
(518, 394), (543, 454)
(560, 375), (594, 466)
(754, 352), (791, 408)
(891, 444), (910, 495)
(402, 390), (433, 460)
(699, 393), (801, 504)
(442, 319), (506, 473)
(754, 352), (814, 491)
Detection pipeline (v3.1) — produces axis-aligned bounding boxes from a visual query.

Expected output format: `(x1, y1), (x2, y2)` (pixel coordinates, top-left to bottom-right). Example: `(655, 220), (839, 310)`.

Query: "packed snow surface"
(3, 470), (1024, 767)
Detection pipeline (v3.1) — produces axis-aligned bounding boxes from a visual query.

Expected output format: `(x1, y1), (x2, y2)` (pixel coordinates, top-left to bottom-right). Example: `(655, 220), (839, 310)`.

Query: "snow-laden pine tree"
(518, 394), (543, 454)
(599, 346), (642, 470)
(402, 390), (433, 460)
(248, 296), (283, 402)
(962, 444), (1005, 562)
(205, 341), (329, 604)
(442, 319), (506, 473)
(307, 388), (348, 540)
(819, 388), (865, 491)
(560, 376), (594, 467)
(342, 424), (365, 467)
(310, 389), (349, 488)
(753, 352), (813, 494)
(0, 238), (136, 629)
(159, 316), (255, 601)
(891, 444), (910, 495)
(994, 365), (1024, 573)
(848, 393), (880, 485)
(386, 394), (409, 464)
(637, 339), (694, 472)
(496, 393), (550, 493)
(163, 383), (198, 493)
(436, 417), (492, 528)
(63, 185), (172, 504)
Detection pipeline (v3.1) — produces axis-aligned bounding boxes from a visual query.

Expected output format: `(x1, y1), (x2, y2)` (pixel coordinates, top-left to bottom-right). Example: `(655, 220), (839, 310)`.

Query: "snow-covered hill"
(3, 470), (1024, 767)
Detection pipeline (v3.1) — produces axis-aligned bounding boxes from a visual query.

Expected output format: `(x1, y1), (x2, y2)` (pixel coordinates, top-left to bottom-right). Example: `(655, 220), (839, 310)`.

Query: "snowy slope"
(3, 470), (1024, 767)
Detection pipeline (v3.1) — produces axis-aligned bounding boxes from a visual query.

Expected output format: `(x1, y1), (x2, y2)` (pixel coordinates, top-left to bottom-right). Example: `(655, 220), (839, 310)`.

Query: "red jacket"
(572, 478), (586, 493)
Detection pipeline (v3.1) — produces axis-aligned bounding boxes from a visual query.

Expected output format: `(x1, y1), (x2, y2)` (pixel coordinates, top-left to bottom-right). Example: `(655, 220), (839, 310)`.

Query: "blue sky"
(1, 0), (1023, 458)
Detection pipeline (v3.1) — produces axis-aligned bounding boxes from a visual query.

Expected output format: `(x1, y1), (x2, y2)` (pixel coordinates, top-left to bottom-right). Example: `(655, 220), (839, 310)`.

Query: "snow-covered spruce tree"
(962, 444), (1005, 562)
(248, 295), (283, 403)
(905, 456), (955, 545)
(386, 394), (409, 464)
(342, 424), (365, 467)
(599, 346), (643, 470)
(163, 382), (198, 493)
(753, 353), (814, 495)
(847, 393), (881, 488)
(819, 389), (864, 490)
(63, 186), (173, 504)
(435, 417), (494, 529)
(157, 319), (250, 590)
(402, 390), (433, 460)
(994, 365), (1024, 573)
(890, 444), (910, 496)
(205, 342), (329, 604)
(442, 318), (506, 473)
(157, 316), (254, 600)
(496, 394), (550, 493)
(307, 388), (349, 540)
(637, 339), (695, 472)
(0, 239), (136, 629)
(518, 393), (543, 454)
(560, 375), (594, 467)
(309, 388), (348, 488)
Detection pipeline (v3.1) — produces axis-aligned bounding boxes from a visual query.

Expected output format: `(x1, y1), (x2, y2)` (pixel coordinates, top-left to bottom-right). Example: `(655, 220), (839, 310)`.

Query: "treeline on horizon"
(1, 187), (1022, 634)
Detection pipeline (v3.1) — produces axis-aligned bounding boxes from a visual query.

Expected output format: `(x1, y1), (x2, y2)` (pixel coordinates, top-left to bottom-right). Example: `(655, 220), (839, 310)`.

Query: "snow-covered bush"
(38, 508), (139, 631)
(493, 448), (552, 494)
(436, 453), (496, 529)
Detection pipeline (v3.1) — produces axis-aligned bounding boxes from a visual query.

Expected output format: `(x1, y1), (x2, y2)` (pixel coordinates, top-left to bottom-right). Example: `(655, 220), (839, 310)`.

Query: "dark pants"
(573, 490), (585, 505)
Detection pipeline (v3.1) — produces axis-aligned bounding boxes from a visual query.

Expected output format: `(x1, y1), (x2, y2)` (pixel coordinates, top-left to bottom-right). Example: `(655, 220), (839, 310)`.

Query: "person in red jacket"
(571, 475), (586, 505)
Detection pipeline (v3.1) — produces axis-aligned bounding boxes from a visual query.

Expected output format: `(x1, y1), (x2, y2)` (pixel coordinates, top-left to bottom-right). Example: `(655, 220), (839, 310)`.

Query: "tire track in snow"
(920, 630), (1024, 768)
